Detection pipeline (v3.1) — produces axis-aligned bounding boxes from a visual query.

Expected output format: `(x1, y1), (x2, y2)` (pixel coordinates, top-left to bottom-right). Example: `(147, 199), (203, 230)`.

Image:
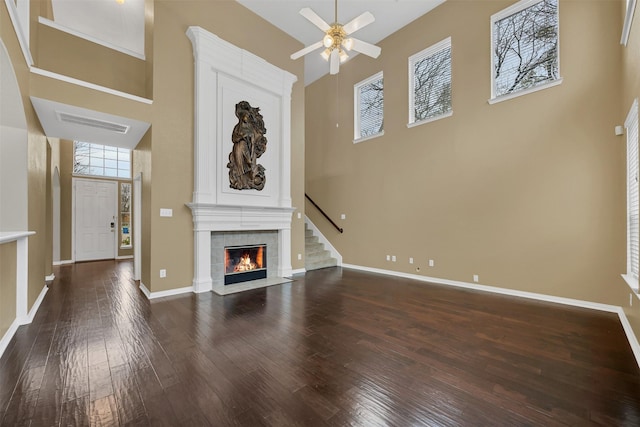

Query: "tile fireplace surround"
(186, 27), (297, 296)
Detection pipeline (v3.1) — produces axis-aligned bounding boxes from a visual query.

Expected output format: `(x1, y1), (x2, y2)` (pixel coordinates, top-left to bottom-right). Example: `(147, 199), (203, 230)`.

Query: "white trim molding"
(45, 273), (55, 282)
(622, 0), (638, 46)
(4, 0), (33, 66)
(291, 268), (306, 276)
(0, 319), (20, 360)
(139, 282), (194, 300)
(53, 260), (74, 266)
(38, 17), (146, 60)
(342, 263), (640, 369)
(30, 67), (152, 105)
(25, 285), (48, 324)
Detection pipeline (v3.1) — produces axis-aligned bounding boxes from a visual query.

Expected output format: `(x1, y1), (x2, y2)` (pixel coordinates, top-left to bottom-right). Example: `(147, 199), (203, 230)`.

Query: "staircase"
(305, 223), (338, 271)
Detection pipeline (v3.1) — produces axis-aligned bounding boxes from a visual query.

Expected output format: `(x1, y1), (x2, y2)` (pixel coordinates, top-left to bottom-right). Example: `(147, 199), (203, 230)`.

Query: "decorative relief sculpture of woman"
(227, 101), (267, 191)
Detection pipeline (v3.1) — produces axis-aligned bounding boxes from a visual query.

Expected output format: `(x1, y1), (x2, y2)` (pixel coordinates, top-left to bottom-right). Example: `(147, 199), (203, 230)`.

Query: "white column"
(16, 235), (28, 323)
(193, 229), (213, 293)
(187, 27), (217, 205)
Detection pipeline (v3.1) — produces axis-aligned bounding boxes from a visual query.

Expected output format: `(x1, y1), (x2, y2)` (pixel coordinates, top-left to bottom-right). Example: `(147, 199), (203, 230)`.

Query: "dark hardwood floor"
(1, 260), (640, 426)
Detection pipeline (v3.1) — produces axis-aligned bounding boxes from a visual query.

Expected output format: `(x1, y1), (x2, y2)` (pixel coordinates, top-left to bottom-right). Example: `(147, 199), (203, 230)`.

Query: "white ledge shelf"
(0, 231), (35, 244)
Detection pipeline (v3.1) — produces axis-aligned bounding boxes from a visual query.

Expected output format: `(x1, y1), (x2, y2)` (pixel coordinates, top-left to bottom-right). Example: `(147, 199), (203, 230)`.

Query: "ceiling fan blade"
(343, 11), (375, 35)
(329, 49), (340, 75)
(290, 41), (323, 60)
(300, 8), (330, 32)
(348, 38), (382, 59)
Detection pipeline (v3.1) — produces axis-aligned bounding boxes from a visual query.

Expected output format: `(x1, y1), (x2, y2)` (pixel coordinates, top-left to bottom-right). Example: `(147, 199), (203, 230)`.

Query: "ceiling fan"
(290, 0), (382, 75)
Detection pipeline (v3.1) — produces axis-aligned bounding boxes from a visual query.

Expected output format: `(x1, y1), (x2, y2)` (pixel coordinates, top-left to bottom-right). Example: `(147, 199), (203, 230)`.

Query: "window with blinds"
(354, 71), (384, 142)
(409, 37), (452, 126)
(73, 141), (131, 179)
(626, 100), (639, 285)
(491, 0), (559, 99)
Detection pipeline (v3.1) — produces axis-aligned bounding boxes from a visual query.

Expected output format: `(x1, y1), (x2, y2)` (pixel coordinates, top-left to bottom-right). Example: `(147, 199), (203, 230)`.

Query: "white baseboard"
(617, 309), (640, 369)
(53, 260), (74, 266)
(305, 217), (343, 265)
(291, 268), (306, 276)
(0, 319), (20, 360)
(24, 285), (48, 324)
(139, 282), (193, 300)
(0, 284), (49, 359)
(45, 273), (55, 282)
(342, 263), (640, 369)
(116, 255), (133, 260)
(139, 282), (151, 298)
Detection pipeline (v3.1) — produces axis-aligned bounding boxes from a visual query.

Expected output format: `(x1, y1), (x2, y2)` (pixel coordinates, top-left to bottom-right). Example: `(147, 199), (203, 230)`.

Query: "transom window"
(409, 37), (452, 126)
(491, 0), (560, 100)
(73, 141), (131, 179)
(354, 71), (384, 142)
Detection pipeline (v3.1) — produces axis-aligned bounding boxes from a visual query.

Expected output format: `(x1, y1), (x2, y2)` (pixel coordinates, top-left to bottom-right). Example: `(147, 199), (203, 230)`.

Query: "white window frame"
(622, 0), (637, 46)
(489, 0), (562, 104)
(624, 99), (640, 292)
(73, 141), (132, 179)
(354, 71), (384, 143)
(408, 37), (453, 128)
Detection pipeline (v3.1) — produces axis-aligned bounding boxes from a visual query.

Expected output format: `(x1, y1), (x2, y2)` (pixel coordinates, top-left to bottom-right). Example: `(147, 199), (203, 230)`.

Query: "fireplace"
(224, 244), (267, 285)
(186, 27), (297, 295)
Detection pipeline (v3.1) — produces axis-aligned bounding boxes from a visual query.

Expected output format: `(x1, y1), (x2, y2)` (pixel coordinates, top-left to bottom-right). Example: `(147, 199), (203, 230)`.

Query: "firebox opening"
(224, 244), (267, 285)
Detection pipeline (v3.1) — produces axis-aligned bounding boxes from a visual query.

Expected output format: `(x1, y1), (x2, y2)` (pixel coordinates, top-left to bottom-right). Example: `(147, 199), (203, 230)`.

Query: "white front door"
(74, 178), (117, 262)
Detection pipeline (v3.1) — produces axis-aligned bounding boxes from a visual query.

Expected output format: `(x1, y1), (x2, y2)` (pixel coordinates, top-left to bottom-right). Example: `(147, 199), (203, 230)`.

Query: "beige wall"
(143, 0), (305, 292)
(35, 24), (147, 98)
(306, 0), (629, 307)
(0, 242), (17, 339)
(622, 0), (640, 343)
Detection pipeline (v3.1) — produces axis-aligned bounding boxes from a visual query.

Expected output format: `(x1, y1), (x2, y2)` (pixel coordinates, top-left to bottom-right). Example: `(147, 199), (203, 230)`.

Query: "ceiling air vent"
(56, 111), (130, 134)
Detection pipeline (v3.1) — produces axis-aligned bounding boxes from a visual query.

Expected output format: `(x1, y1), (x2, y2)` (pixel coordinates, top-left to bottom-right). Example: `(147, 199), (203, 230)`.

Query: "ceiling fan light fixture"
(339, 49), (349, 63)
(321, 49), (331, 61)
(342, 38), (354, 51)
(115, 0), (125, 4)
(323, 34), (334, 48)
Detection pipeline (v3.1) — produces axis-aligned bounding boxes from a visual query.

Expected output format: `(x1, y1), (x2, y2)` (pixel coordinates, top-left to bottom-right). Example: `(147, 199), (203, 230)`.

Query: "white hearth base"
(212, 277), (293, 296)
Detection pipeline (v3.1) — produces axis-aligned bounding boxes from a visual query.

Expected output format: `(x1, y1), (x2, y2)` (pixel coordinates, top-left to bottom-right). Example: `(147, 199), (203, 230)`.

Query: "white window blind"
(626, 100), (639, 280)
(354, 71), (384, 141)
(409, 37), (452, 125)
(491, 0), (559, 99)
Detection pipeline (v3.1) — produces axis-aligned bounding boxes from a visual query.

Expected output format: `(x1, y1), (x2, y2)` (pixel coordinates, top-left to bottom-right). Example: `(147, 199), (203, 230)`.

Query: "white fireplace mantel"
(186, 26), (297, 293)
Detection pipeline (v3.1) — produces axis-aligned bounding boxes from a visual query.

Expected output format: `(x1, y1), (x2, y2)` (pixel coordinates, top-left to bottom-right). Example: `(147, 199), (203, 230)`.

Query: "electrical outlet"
(160, 269), (166, 278)
(160, 208), (173, 217)
(386, 255), (390, 261)
(409, 257), (414, 264)
(429, 259), (434, 267)
(473, 274), (479, 283)
(392, 255), (397, 262)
